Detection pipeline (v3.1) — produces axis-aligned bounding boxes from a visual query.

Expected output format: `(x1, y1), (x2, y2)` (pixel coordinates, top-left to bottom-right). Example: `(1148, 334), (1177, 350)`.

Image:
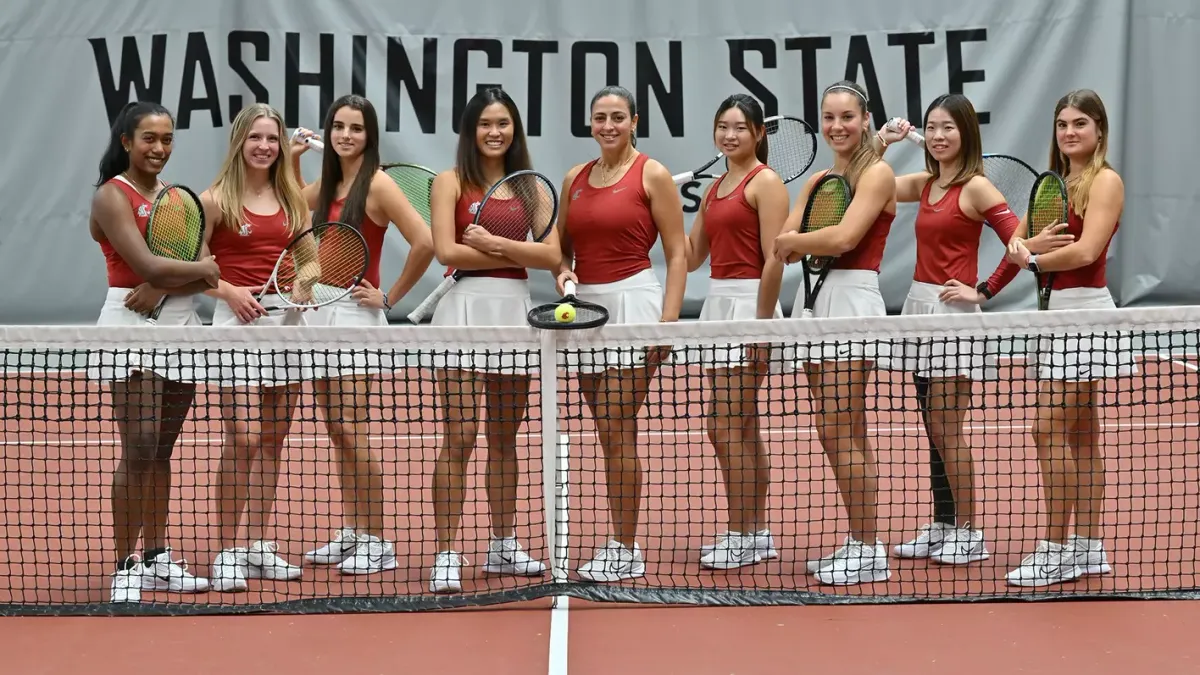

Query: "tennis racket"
(254, 221), (370, 313)
(798, 173), (853, 318)
(383, 162), (437, 226)
(144, 184), (206, 325)
(672, 115), (818, 186)
(527, 280), (609, 330)
(1027, 171), (1068, 311)
(407, 170), (559, 324)
(290, 128), (324, 152)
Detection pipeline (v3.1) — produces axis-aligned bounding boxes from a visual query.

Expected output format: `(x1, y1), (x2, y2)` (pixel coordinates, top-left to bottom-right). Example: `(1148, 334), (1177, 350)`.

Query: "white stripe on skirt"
(86, 287), (202, 382)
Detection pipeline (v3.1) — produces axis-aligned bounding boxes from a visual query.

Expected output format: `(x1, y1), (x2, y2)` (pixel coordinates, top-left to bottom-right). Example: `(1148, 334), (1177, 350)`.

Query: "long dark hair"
(922, 93), (984, 187)
(94, 101), (174, 188)
(455, 88), (533, 194)
(313, 94), (381, 230)
(714, 94), (768, 163)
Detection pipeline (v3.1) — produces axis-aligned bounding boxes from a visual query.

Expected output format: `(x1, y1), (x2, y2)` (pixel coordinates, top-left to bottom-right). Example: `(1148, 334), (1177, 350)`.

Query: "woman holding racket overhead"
(686, 93), (788, 570)
(290, 94), (435, 576)
(201, 103), (310, 592)
(875, 94), (1067, 570)
(1002, 89), (1126, 587)
(556, 85), (688, 583)
(424, 87), (560, 593)
(87, 101), (219, 603)
(771, 80), (896, 586)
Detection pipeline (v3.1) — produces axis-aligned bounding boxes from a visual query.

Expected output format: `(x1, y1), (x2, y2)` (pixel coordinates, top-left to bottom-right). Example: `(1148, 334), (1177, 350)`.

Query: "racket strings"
(982, 157), (1034, 220)
(478, 175), (557, 242)
(385, 165), (435, 225)
(1029, 179), (1067, 237)
(275, 226), (368, 304)
(147, 189), (204, 260)
(765, 119), (818, 183)
(529, 302), (606, 326)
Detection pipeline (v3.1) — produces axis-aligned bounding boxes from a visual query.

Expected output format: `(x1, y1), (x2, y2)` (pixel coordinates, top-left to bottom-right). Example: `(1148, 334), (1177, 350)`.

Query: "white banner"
(0, 0), (1193, 323)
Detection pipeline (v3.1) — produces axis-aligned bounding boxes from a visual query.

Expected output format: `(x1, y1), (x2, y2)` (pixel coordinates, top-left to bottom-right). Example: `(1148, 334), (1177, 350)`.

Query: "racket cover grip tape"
(407, 275), (456, 323)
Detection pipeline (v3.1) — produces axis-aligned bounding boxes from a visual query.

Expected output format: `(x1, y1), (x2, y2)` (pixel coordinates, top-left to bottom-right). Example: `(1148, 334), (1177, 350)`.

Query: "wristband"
(975, 282), (993, 300)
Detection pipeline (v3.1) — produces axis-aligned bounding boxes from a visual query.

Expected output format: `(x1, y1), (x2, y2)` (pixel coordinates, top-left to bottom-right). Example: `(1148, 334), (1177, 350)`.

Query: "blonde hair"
(211, 103), (307, 234)
(821, 80), (880, 189)
(1048, 89), (1112, 217)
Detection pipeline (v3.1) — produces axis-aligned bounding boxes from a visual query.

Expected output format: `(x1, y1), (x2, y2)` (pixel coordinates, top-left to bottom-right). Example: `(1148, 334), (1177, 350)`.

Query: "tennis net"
(0, 303), (1197, 615)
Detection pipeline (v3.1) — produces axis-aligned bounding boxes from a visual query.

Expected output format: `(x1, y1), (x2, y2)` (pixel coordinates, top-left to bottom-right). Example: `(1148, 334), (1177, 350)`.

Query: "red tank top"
(326, 197), (386, 288)
(836, 210), (894, 273)
(208, 206), (294, 288)
(703, 165), (769, 280)
(99, 176), (157, 288)
(565, 154), (659, 285)
(913, 181), (992, 285)
(1053, 205), (1117, 290)
(450, 189), (527, 280)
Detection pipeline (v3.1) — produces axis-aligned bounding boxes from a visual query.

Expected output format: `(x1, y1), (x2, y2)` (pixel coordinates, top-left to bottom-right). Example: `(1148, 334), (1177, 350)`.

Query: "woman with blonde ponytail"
(773, 80), (897, 586)
(1003, 89), (1130, 587)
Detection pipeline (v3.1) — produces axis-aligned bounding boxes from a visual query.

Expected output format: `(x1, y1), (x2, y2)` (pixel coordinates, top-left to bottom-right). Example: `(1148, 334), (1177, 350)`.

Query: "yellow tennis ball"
(555, 303), (576, 323)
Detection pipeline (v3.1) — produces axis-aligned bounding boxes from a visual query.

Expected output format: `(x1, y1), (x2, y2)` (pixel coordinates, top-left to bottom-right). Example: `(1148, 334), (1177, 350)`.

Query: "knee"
(1031, 417), (1057, 456)
(440, 421), (479, 459)
(705, 412), (735, 450)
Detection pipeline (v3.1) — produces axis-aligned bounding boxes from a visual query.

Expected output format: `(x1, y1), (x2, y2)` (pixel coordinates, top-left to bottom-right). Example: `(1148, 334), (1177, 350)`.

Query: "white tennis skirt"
(208, 294), (311, 387)
(880, 281), (997, 381)
(304, 295), (391, 380)
(698, 278), (785, 371)
(1030, 287), (1137, 382)
(86, 287), (202, 383)
(790, 269), (888, 365)
(565, 268), (664, 374)
(430, 276), (536, 375)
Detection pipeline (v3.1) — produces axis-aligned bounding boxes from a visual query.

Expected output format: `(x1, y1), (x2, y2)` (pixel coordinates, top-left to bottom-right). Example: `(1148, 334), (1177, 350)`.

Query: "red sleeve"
(981, 203), (1021, 297)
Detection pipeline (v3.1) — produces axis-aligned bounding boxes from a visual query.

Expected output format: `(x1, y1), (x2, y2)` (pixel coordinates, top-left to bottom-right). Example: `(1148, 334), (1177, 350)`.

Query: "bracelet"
(382, 296), (392, 311)
(876, 132), (889, 148)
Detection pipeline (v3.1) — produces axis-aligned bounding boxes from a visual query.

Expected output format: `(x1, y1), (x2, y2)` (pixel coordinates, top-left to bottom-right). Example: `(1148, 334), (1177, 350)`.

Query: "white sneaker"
(429, 551), (464, 593)
(814, 540), (891, 586)
(110, 555), (142, 603)
(930, 526), (990, 565)
(1070, 535), (1112, 575)
(806, 537), (852, 575)
(892, 522), (954, 559)
(141, 548), (210, 593)
(306, 528), (360, 565)
(701, 529), (778, 561)
(246, 540), (303, 581)
(482, 537), (547, 576)
(576, 540), (645, 583)
(1005, 540), (1083, 587)
(211, 548), (249, 592)
(700, 532), (762, 570)
(338, 536), (398, 575)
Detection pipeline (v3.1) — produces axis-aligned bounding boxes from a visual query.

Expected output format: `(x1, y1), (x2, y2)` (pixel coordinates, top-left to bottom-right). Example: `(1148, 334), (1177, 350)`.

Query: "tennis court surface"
(0, 304), (1197, 673)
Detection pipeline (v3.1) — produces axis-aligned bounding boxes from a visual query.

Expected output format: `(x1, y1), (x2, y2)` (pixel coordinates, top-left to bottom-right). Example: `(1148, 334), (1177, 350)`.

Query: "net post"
(538, 329), (566, 595)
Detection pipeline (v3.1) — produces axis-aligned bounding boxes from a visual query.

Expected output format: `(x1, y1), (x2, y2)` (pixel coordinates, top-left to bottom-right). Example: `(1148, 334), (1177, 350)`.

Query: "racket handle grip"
(563, 280), (577, 297)
(671, 171), (695, 186)
(905, 130), (925, 145)
(407, 276), (455, 324)
(291, 128), (323, 152)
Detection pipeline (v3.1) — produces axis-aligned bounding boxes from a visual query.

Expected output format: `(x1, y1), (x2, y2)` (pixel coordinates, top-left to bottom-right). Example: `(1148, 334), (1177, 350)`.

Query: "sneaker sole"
(816, 567), (892, 586)
(931, 551), (991, 565)
(1005, 568), (1084, 587)
(247, 566), (303, 581)
(339, 558), (399, 576)
(482, 562), (548, 576)
(576, 565), (646, 583)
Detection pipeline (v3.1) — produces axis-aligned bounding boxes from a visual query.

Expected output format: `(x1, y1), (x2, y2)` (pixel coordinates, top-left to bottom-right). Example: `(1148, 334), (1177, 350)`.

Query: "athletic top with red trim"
(914, 181), (1021, 295)
(208, 206), (293, 288)
(100, 176), (156, 288)
(702, 165), (769, 280)
(565, 153), (659, 285)
(326, 197), (387, 288)
(449, 188), (528, 280)
(1051, 205), (1119, 290)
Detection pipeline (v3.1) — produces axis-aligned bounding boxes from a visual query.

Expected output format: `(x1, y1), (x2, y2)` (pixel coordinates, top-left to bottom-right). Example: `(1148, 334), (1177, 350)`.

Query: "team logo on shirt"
(468, 201), (480, 215)
(572, 189), (582, 201)
(137, 204), (150, 218)
(239, 222), (253, 236)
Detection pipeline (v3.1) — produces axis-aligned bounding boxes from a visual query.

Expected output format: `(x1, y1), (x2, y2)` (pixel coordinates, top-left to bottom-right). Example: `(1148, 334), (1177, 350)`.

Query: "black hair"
(94, 101), (174, 188)
(714, 94), (769, 163)
(589, 86), (639, 147)
(313, 94), (381, 231)
(454, 87), (533, 194)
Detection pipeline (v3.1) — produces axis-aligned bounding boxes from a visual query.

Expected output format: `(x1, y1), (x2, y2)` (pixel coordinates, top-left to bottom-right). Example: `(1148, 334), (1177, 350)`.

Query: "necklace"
(597, 149), (636, 186)
(122, 172), (158, 196)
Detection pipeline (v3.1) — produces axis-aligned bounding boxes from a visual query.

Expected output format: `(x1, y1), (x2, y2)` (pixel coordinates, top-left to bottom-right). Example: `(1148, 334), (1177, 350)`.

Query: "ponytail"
(755, 133), (769, 164)
(95, 101), (174, 188)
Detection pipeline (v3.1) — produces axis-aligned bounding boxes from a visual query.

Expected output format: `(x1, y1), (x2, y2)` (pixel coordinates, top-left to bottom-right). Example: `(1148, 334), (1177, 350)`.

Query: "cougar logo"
(137, 204), (150, 218)
(572, 189), (582, 201)
(468, 201), (481, 215)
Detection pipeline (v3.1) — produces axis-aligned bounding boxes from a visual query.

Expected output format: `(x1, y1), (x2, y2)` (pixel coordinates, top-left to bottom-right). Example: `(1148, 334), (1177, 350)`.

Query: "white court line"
(2, 419), (1195, 448)
(547, 596), (569, 675)
(1156, 353), (1200, 372)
